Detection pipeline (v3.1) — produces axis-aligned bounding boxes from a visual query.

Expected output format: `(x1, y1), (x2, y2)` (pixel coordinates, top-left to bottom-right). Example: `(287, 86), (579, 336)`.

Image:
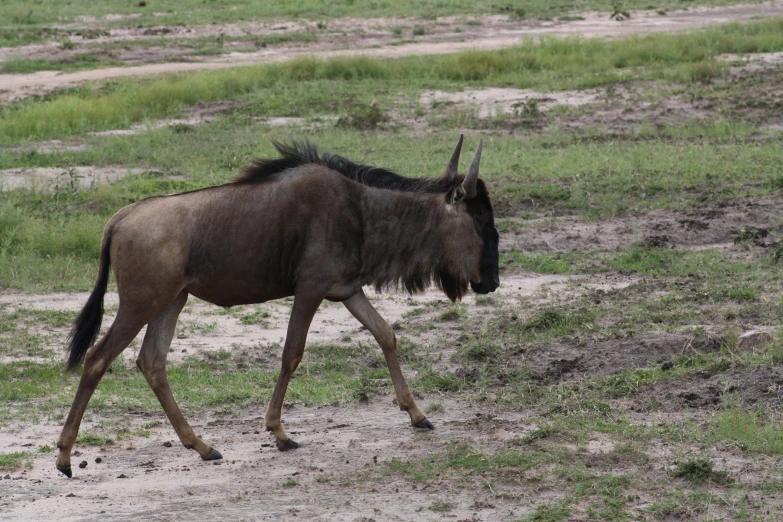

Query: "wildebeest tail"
(66, 231), (112, 370)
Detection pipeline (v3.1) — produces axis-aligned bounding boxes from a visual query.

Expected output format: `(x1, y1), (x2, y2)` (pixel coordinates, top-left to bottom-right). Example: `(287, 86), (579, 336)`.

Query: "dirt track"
(2, 399), (539, 522)
(2, 2), (783, 101)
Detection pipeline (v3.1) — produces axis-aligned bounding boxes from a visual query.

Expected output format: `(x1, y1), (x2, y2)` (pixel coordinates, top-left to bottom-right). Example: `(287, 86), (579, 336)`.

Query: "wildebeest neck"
(358, 188), (482, 302)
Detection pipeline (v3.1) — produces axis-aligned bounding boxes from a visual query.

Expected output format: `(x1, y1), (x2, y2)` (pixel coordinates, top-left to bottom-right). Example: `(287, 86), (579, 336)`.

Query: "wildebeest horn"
(462, 138), (482, 199)
(443, 134), (463, 183)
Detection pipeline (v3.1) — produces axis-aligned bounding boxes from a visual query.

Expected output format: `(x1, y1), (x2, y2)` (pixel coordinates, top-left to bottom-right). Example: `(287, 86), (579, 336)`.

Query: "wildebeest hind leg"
(56, 313), (146, 477)
(136, 291), (221, 461)
(343, 290), (433, 430)
(265, 293), (322, 451)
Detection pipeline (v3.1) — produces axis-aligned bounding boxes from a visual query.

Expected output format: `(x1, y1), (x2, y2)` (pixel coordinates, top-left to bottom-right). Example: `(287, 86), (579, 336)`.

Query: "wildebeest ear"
(442, 134), (463, 183)
(446, 185), (466, 205)
(462, 138), (482, 199)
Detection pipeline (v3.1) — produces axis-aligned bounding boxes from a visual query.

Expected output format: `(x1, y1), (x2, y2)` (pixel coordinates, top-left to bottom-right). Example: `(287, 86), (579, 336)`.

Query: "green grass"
(0, 451), (31, 471)
(0, 308), (74, 333)
(519, 306), (596, 339)
(671, 458), (732, 484)
(3, 18), (783, 143)
(0, 54), (122, 74)
(387, 442), (549, 481)
(77, 432), (114, 446)
(385, 443), (641, 520)
(0, 0), (763, 33)
(503, 246), (779, 281)
(0, 339), (456, 417)
(0, 308), (74, 357)
(427, 501), (452, 512)
(239, 308), (271, 326)
(712, 404), (783, 454)
(523, 502), (571, 522)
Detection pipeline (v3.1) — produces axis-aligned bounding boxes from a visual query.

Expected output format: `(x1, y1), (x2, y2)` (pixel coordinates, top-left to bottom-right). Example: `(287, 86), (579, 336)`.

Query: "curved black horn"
(443, 134), (464, 182)
(462, 138), (482, 199)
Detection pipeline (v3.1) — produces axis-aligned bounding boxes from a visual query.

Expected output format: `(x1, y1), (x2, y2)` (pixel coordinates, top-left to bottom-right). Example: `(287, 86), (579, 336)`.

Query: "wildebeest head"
(442, 136), (500, 295)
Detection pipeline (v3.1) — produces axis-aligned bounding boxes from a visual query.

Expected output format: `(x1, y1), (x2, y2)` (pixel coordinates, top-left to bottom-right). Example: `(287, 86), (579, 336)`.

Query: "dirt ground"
(502, 197), (783, 253)
(1, 398), (540, 521)
(0, 272), (626, 521)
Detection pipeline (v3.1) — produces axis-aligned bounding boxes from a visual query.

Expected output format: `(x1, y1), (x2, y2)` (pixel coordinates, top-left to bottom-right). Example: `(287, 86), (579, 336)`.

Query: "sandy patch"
(421, 87), (600, 118)
(0, 140), (88, 154)
(0, 166), (148, 191)
(0, 398), (539, 522)
(87, 118), (208, 137)
(722, 50), (783, 69)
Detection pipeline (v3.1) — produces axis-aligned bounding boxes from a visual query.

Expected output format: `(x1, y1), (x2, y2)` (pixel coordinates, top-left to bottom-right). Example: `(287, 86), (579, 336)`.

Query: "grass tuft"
(0, 451), (32, 471)
(671, 458), (731, 484)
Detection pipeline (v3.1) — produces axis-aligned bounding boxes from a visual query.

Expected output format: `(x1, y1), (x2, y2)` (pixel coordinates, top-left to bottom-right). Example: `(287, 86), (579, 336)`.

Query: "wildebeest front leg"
(265, 294), (322, 451)
(343, 290), (433, 430)
(136, 291), (221, 461)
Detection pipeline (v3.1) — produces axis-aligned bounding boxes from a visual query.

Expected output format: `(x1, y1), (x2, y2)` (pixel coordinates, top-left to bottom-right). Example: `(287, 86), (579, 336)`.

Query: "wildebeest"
(56, 135), (499, 477)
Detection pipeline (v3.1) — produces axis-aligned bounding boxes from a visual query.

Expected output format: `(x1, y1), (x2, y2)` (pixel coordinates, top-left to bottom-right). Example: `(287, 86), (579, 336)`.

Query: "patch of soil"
(0, 398), (538, 521)
(629, 366), (783, 412)
(541, 59), (783, 135)
(722, 60), (783, 130)
(3, 3), (783, 103)
(420, 87), (601, 118)
(525, 332), (723, 382)
(500, 197), (783, 253)
(0, 140), (87, 154)
(258, 116), (337, 127)
(0, 166), (149, 191)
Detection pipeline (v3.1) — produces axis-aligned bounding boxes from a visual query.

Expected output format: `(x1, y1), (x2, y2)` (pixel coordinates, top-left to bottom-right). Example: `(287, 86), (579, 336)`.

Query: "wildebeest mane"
(235, 140), (456, 193)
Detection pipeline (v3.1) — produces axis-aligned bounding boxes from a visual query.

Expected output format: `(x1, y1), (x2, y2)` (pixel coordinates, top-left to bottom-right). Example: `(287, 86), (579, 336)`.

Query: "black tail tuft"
(67, 233), (112, 370)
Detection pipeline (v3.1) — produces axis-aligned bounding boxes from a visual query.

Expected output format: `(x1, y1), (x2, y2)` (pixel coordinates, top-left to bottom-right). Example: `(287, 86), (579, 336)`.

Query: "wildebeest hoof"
(414, 418), (435, 430)
(202, 448), (223, 461)
(57, 465), (73, 478)
(276, 439), (300, 451)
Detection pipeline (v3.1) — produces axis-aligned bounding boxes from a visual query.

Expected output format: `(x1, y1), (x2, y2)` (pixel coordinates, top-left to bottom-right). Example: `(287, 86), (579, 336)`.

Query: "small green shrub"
(0, 452), (32, 471)
(671, 458), (731, 484)
(336, 104), (388, 130)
